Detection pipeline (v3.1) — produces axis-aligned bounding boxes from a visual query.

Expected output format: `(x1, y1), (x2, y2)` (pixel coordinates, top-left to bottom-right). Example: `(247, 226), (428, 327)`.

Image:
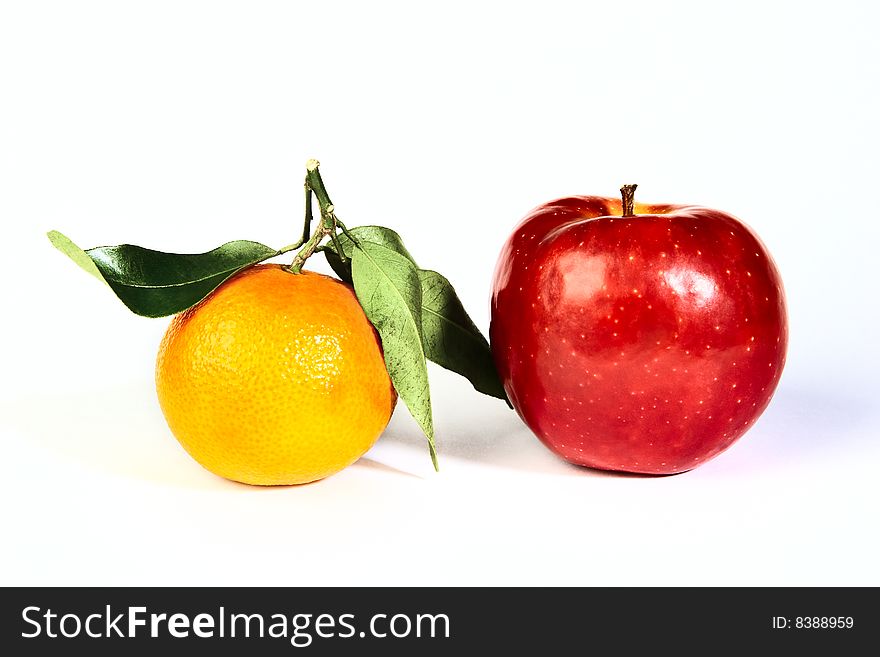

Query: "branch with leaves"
(48, 160), (509, 469)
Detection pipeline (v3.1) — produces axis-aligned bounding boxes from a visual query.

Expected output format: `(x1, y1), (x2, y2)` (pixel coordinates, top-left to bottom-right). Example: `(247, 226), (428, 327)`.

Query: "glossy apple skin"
(490, 196), (787, 474)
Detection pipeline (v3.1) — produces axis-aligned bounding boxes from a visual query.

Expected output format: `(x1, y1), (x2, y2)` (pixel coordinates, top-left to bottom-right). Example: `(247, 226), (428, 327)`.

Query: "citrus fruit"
(155, 264), (396, 485)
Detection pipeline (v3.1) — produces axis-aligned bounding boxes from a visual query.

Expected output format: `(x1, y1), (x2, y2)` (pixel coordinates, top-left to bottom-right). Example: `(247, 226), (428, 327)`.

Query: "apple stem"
(620, 184), (638, 217)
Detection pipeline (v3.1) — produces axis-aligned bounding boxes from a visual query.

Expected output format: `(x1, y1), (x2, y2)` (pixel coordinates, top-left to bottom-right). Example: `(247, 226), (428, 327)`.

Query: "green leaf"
(351, 241), (437, 469)
(48, 231), (278, 317)
(324, 225), (416, 283)
(327, 226), (509, 405)
(47, 230), (105, 282)
(419, 269), (508, 402)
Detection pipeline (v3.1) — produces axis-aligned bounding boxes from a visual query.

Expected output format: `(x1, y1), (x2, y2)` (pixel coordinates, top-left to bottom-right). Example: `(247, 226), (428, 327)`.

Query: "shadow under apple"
(372, 366), (877, 480)
(700, 382), (875, 476)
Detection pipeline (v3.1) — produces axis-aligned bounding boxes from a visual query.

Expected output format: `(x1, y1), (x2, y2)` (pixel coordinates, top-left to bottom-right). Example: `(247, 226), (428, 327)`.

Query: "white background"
(2, 1), (878, 586)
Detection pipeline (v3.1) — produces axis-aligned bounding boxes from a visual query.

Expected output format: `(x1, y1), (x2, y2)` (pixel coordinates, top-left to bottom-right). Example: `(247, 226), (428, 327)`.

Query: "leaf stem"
(336, 219), (359, 246)
(277, 238), (307, 255)
(328, 229), (346, 263)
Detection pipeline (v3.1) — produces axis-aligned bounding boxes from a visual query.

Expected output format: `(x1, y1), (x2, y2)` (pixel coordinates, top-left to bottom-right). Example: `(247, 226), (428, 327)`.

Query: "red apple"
(490, 186), (787, 474)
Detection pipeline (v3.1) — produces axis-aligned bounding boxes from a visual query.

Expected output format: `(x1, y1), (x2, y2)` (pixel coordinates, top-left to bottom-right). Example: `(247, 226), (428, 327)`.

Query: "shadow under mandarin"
(4, 383), (233, 490)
